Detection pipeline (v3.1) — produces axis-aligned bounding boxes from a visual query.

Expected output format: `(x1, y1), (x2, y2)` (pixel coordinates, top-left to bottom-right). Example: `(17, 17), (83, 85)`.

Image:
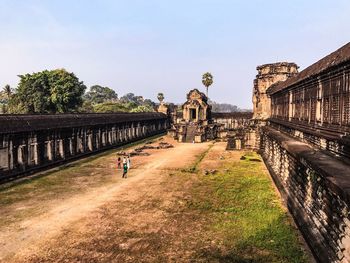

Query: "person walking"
(122, 156), (127, 178)
(117, 157), (121, 170)
(122, 162), (128, 178)
(127, 155), (131, 170)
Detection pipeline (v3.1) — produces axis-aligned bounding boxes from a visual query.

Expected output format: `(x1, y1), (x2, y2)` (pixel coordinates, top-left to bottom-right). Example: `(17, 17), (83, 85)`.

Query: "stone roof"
(0, 112), (167, 134)
(267, 42), (350, 94)
(186, 89), (208, 102)
(256, 62), (299, 71)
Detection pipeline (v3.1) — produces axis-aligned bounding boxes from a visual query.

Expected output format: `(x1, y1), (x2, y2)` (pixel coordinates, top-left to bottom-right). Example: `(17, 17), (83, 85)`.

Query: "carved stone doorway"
(190, 108), (197, 121)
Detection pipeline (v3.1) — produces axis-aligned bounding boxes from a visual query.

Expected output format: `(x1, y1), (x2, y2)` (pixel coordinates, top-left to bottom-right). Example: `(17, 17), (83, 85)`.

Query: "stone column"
(34, 143), (39, 164)
(9, 139), (13, 169)
(288, 91), (293, 121)
(47, 141), (53, 161)
(69, 138), (74, 156)
(88, 134), (93, 151)
(17, 146), (24, 165)
(316, 79), (323, 124)
(59, 139), (64, 159)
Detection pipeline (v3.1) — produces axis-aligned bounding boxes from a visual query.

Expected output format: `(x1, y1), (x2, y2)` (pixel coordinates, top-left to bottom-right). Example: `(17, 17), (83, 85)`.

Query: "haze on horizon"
(1, 0), (350, 109)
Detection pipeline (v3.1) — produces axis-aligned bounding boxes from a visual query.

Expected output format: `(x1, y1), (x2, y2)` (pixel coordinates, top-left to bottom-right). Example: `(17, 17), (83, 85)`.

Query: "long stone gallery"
(1, 42), (350, 262)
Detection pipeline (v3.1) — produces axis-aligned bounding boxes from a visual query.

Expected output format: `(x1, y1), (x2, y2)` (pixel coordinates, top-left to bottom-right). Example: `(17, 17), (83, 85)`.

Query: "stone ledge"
(262, 126), (350, 204)
(269, 118), (350, 140)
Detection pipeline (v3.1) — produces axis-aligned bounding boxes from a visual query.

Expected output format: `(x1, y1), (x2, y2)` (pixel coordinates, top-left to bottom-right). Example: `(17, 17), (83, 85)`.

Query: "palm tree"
(3, 84), (11, 99)
(202, 72), (213, 98)
(157, 93), (164, 104)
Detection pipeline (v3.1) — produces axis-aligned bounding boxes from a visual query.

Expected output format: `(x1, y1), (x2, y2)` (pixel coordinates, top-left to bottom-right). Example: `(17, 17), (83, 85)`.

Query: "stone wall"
(269, 60), (350, 136)
(261, 127), (350, 263)
(257, 43), (350, 262)
(211, 112), (253, 130)
(253, 62), (298, 120)
(211, 112), (258, 149)
(0, 113), (168, 182)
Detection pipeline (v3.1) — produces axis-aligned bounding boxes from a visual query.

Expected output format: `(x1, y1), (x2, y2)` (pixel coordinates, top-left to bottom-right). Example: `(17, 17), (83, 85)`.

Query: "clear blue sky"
(1, 0), (350, 109)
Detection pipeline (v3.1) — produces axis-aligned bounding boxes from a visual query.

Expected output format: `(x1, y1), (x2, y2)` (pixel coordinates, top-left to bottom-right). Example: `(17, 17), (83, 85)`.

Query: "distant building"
(167, 89), (218, 143)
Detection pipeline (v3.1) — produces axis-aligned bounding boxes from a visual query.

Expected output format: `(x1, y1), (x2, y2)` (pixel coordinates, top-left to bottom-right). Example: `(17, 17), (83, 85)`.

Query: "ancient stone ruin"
(253, 62), (299, 120)
(168, 89), (219, 142)
(2, 40), (350, 262)
(167, 42), (350, 262)
(166, 89), (254, 146)
(0, 112), (168, 182)
(251, 43), (350, 263)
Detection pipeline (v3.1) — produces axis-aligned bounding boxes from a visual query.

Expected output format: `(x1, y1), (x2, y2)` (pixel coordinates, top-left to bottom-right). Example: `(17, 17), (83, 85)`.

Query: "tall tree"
(202, 72), (213, 98)
(157, 93), (164, 103)
(130, 105), (154, 112)
(0, 85), (12, 113)
(9, 69), (86, 113)
(120, 93), (137, 103)
(3, 84), (12, 99)
(143, 99), (155, 108)
(84, 85), (118, 104)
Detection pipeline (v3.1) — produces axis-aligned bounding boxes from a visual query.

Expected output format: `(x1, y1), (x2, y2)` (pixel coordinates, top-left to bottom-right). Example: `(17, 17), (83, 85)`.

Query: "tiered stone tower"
(252, 62), (298, 120)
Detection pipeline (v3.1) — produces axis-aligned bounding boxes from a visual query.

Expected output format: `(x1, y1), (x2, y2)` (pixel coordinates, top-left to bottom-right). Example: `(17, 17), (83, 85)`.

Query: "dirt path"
(0, 138), (210, 262)
(0, 138), (309, 263)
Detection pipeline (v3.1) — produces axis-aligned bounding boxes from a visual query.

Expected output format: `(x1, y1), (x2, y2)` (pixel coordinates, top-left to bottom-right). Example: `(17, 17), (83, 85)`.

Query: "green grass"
(187, 152), (308, 263)
(180, 142), (214, 173)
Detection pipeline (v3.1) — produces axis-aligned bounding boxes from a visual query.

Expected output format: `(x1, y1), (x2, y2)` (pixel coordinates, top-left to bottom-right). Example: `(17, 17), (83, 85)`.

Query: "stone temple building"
(252, 62), (299, 120)
(250, 43), (350, 263)
(168, 89), (219, 142)
(166, 89), (255, 147)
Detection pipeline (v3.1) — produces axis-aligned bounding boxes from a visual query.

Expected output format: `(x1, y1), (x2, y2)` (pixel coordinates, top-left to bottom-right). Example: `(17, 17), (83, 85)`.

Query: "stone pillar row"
(0, 118), (168, 181)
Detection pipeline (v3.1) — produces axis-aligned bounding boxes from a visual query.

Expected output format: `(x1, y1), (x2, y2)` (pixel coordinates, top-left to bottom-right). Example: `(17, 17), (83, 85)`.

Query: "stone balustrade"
(0, 112), (168, 182)
(261, 127), (350, 263)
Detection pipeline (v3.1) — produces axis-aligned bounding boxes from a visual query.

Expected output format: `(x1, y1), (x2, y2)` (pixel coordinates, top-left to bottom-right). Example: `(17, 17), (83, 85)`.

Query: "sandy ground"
(0, 138), (310, 263)
(0, 137), (211, 262)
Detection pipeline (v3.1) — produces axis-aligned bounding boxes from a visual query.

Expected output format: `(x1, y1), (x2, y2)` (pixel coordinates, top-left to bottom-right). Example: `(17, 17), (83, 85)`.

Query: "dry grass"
(1, 140), (309, 263)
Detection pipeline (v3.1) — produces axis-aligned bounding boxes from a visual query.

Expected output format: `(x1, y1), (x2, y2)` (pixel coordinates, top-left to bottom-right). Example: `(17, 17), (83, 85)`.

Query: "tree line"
(0, 69), (246, 114)
(209, 100), (245, 112)
(0, 69), (157, 114)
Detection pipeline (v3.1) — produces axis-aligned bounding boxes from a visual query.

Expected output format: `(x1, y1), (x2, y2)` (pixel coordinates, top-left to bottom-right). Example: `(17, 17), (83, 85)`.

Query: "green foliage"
(187, 152), (308, 262)
(143, 98), (155, 107)
(91, 102), (154, 113)
(8, 69), (86, 113)
(202, 72), (213, 88)
(0, 84), (12, 113)
(84, 85), (118, 104)
(119, 93), (144, 104)
(130, 105), (154, 112)
(0, 93), (8, 105)
(78, 100), (94, 113)
(157, 92), (164, 103)
(3, 84), (12, 99)
(83, 92), (156, 113)
(93, 102), (129, 113)
(202, 72), (213, 97)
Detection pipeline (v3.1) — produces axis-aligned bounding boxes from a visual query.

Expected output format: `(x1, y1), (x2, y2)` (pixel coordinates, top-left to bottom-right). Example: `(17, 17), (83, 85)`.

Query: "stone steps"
(185, 125), (197, 142)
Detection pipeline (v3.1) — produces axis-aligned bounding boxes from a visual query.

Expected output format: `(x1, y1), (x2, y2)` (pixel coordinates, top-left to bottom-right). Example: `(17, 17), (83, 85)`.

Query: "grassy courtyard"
(0, 139), (309, 262)
(185, 151), (308, 262)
